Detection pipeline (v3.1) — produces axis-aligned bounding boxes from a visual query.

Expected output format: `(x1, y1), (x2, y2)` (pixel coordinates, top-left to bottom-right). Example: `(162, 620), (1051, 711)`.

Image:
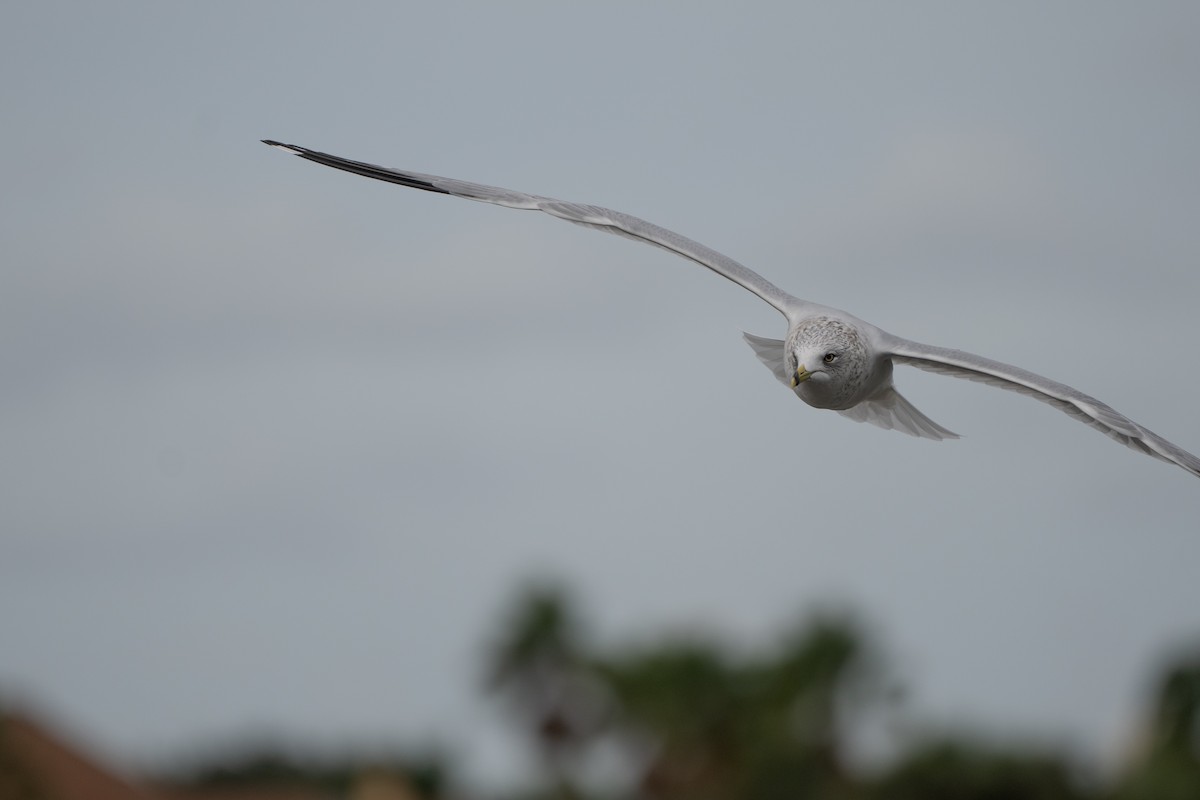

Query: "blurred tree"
(487, 582), (602, 800)
(739, 616), (875, 800)
(1149, 655), (1200, 755)
(161, 748), (449, 800)
(597, 613), (874, 800)
(872, 739), (1085, 800)
(1110, 649), (1200, 800)
(599, 641), (741, 800)
(129, 583), (1200, 800)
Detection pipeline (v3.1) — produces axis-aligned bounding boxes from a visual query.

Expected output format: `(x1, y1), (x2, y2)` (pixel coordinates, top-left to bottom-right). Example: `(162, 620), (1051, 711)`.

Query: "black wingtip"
(262, 140), (308, 157)
(259, 142), (450, 195)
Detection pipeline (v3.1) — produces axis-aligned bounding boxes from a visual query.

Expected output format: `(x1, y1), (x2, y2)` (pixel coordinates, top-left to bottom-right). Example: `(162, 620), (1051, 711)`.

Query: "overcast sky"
(2, 1), (1199, 789)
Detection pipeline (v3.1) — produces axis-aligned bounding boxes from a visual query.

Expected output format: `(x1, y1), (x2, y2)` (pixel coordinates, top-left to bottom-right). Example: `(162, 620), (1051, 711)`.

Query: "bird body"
(264, 140), (1200, 479)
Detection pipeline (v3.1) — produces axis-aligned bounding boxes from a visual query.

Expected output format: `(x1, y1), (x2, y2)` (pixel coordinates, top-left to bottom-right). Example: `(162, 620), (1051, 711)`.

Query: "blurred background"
(2, 3), (1199, 798)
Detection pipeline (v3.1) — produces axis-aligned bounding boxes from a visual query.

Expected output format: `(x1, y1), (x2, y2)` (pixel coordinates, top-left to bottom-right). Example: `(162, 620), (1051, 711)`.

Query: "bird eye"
(823, 352), (838, 364)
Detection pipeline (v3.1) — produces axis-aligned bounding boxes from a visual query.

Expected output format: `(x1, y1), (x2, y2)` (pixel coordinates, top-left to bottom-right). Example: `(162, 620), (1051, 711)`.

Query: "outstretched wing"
(836, 385), (960, 441)
(885, 337), (1200, 478)
(263, 140), (802, 318)
(742, 332), (790, 385)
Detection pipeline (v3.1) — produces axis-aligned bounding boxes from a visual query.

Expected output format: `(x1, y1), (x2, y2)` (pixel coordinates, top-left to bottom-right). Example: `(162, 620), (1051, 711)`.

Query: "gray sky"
(2, 1), (1199, 788)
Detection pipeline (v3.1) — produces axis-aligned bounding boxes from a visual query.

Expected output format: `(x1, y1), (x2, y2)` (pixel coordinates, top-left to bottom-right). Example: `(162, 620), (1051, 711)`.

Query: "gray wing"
(885, 336), (1200, 479)
(263, 140), (801, 318)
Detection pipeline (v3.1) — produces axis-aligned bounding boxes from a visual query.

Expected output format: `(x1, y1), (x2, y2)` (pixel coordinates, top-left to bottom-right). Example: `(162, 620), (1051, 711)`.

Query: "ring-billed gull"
(263, 140), (1200, 479)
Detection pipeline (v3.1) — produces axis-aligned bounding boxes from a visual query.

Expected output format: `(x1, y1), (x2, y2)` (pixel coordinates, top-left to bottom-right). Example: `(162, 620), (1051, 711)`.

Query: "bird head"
(787, 317), (868, 405)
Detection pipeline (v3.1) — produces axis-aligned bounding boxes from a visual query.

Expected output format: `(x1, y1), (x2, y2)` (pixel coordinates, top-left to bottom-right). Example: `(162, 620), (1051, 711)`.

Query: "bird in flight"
(263, 140), (1200, 479)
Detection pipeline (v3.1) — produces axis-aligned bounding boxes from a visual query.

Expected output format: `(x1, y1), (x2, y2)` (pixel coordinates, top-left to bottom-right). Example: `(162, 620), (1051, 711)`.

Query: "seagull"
(263, 140), (1200, 479)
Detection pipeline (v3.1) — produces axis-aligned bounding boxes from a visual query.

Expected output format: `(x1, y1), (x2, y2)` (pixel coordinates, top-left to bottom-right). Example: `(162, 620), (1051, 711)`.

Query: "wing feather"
(742, 332), (790, 385)
(263, 140), (800, 318)
(886, 337), (1200, 477)
(838, 386), (960, 441)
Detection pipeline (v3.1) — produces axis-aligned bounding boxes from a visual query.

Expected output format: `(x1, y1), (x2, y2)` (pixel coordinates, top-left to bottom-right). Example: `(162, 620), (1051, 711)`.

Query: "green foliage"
(1150, 657), (1200, 755)
(872, 740), (1085, 800)
(573, 611), (875, 800)
(146, 582), (1199, 800)
(1109, 650), (1200, 800)
(489, 582), (586, 692)
(482, 583), (1200, 800)
(166, 748), (448, 798)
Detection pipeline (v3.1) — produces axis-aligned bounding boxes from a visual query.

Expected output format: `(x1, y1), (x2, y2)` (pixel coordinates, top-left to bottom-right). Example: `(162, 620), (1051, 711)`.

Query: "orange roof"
(0, 711), (415, 800)
(0, 712), (158, 800)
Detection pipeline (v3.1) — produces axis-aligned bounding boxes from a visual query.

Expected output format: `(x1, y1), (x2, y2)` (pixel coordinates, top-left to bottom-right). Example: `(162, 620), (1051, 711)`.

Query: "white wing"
(837, 385), (960, 441)
(263, 140), (802, 318)
(886, 336), (1200, 478)
(742, 332), (790, 385)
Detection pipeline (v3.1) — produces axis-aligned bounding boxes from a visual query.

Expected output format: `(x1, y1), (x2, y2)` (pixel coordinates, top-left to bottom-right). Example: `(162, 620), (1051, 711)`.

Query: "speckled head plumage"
(785, 317), (872, 409)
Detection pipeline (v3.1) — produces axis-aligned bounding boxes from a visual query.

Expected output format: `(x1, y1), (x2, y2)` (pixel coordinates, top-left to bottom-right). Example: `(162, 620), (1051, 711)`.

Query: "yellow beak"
(791, 366), (812, 387)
